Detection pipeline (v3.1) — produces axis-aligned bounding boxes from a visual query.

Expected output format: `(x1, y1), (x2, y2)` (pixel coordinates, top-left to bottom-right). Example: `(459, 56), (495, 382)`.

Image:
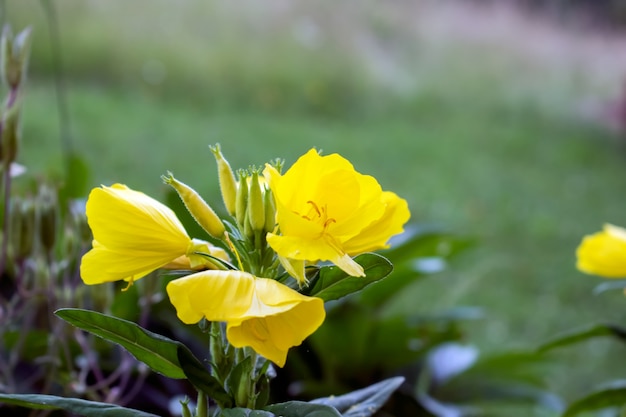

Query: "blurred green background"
(7, 0), (626, 402)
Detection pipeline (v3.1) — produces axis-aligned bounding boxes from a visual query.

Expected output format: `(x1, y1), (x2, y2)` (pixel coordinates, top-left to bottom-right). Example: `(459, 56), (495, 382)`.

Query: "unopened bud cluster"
(4, 184), (92, 286)
(159, 144), (280, 276)
(211, 145), (279, 242)
(236, 168), (276, 241)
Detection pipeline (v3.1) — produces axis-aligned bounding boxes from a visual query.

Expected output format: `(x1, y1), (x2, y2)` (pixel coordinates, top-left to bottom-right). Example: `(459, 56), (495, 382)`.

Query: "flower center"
(301, 201), (336, 232)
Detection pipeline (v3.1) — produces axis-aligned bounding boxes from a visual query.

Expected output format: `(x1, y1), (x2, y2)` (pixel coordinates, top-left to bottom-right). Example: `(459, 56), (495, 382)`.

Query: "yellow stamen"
(224, 232), (244, 271)
(121, 276), (135, 291)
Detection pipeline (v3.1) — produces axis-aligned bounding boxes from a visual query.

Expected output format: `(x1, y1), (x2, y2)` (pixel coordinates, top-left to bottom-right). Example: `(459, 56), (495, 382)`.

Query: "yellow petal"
(166, 270), (326, 367)
(343, 192), (411, 254)
(166, 270), (256, 323)
(80, 184), (191, 284)
(81, 241), (177, 285)
(226, 279), (325, 367)
(332, 253), (365, 277)
(577, 224), (626, 278)
(264, 149), (410, 279)
(277, 255), (307, 285)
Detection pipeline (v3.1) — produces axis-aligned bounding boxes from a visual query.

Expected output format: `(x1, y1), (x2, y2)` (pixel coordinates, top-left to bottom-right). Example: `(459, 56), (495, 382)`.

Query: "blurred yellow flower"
(81, 184), (225, 285)
(577, 223), (626, 278)
(263, 148), (410, 280)
(166, 270), (325, 367)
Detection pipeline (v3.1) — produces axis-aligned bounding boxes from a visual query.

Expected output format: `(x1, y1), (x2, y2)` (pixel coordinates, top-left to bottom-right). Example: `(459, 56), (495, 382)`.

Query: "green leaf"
(264, 401), (342, 417)
(56, 308), (187, 378)
(0, 393), (159, 417)
(58, 152), (91, 206)
(358, 225), (473, 307)
(55, 308), (232, 406)
(305, 253), (393, 301)
(537, 323), (626, 353)
(177, 347), (233, 408)
(220, 408), (274, 417)
(593, 279), (626, 294)
(311, 377), (404, 417)
(430, 349), (563, 412)
(562, 381), (626, 417)
(225, 356), (251, 399)
(382, 224), (474, 266)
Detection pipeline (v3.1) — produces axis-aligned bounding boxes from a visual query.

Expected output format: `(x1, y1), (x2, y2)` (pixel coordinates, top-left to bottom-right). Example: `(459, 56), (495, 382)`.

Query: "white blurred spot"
(427, 343), (478, 384)
(412, 257), (446, 274)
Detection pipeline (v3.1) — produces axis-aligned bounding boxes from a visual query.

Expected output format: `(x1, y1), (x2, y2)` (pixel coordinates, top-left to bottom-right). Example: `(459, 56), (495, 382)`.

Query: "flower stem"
(196, 392), (208, 417)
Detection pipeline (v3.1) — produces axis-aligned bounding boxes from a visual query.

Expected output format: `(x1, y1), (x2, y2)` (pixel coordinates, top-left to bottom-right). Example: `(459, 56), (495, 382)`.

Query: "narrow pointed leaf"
(56, 308), (187, 378)
(305, 253), (393, 301)
(562, 382), (626, 417)
(55, 308), (231, 405)
(264, 401), (341, 417)
(311, 377), (405, 417)
(0, 394), (159, 417)
(220, 408), (274, 417)
(537, 323), (626, 353)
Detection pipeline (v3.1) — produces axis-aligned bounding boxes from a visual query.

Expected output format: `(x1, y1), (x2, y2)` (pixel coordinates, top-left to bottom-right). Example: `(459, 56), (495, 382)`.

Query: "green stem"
(246, 348), (258, 409)
(0, 166), (11, 276)
(196, 392), (208, 417)
(39, 0), (73, 169)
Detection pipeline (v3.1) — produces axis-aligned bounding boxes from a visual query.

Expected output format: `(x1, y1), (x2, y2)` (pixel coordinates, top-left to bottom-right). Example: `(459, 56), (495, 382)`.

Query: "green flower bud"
(263, 187), (276, 234)
(1, 25), (32, 89)
(235, 171), (248, 228)
(210, 144), (237, 217)
(162, 172), (225, 239)
(243, 212), (254, 240)
(247, 171), (265, 233)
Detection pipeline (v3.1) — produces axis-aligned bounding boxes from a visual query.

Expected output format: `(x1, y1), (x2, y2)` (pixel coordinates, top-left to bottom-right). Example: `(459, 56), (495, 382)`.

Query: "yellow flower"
(166, 270), (325, 367)
(263, 148), (410, 280)
(577, 223), (626, 278)
(81, 184), (225, 285)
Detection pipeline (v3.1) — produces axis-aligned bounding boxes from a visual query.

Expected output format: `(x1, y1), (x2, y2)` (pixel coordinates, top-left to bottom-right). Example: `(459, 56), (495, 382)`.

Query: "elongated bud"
(162, 172), (225, 239)
(263, 187), (276, 234)
(10, 197), (35, 260)
(1, 25), (32, 89)
(235, 171), (248, 228)
(210, 144), (237, 217)
(247, 171), (265, 233)
(38, 184), (58, 253)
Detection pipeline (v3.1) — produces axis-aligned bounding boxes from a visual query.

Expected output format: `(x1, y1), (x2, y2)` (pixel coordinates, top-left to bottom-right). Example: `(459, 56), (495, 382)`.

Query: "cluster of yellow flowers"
(79, 147), (410, 367)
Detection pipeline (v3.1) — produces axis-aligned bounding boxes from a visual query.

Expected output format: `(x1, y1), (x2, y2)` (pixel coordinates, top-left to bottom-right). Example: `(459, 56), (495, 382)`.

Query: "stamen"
(306, 201), (321, 217)
(323, 218), (336, 229)
(224, 232), (245, 271)
(121, 276), (134, 292)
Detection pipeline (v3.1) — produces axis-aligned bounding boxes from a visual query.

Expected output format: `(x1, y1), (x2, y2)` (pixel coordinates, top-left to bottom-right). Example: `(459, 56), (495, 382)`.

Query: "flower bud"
(235, 171), (248, 228)
(247, 171), (265, 233)
(210, 144), (237, 217)
(263, 187), (276, 234)
(10, 197), (35, 261)
(162, 172), (225, 239)
(1, 25), (32, 90)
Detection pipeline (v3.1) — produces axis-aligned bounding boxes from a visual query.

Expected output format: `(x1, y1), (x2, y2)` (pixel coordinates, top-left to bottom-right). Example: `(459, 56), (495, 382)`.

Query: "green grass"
(9, 0), (626, 408)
